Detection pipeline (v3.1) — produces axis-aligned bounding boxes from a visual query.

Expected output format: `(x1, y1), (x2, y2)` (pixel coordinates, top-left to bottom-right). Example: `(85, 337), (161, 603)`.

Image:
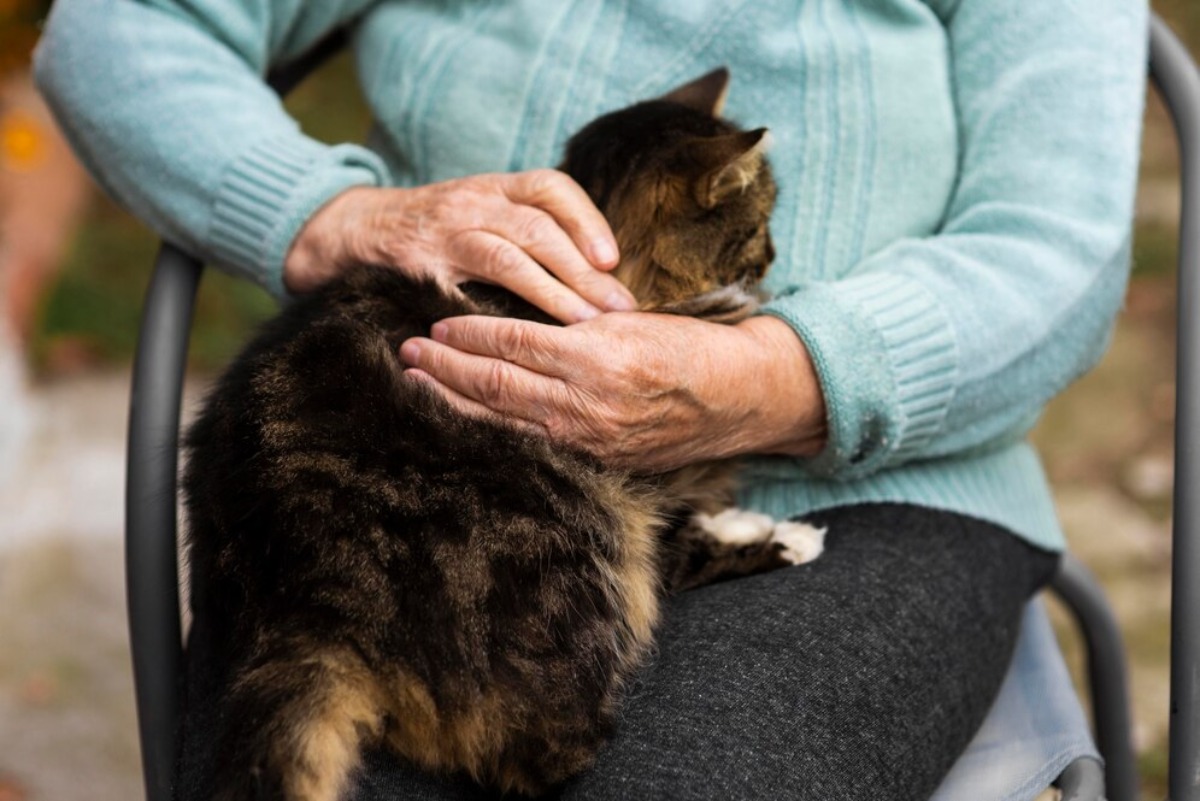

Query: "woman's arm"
(757, 0), (1149, 479)
(34, 0), (386, 296)
(35, 0), (629, 318)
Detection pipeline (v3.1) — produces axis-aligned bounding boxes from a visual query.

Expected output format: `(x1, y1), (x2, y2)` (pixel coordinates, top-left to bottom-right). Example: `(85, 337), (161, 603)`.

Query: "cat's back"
(182, 267), (467, 537)
(181, 266), (650, 645)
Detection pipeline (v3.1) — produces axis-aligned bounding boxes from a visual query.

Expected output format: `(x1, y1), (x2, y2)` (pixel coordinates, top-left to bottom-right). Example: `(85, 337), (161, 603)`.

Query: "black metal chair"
(123, 16), (1200, 801)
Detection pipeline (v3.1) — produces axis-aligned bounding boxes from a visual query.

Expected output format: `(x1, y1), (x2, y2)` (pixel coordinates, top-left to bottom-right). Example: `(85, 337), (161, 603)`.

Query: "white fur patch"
(770, 522), (826, 565)
(695, 283), (761, 312)
(694, 507), (776, 545)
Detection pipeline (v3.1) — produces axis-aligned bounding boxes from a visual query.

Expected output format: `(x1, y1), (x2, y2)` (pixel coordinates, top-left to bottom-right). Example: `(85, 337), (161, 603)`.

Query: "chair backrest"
(123, 17), (1200, 801)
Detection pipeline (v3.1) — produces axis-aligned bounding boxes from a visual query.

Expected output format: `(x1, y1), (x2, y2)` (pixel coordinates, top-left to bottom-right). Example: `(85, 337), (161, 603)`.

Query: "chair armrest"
(1049, 555), (1138, 801)
(1056, 756), (1106, 801)
(125, 242), (203, 801)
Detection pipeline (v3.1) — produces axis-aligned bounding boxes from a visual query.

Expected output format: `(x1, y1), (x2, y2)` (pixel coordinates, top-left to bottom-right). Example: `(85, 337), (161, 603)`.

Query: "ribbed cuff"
(208, 134), (389, 297)
(759, 271), (958, 477)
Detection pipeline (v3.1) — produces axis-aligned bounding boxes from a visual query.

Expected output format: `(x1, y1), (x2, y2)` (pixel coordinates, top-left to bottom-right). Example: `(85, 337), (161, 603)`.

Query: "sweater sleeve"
(33, 0), (390, 297)
(758, 0), (1148, 479)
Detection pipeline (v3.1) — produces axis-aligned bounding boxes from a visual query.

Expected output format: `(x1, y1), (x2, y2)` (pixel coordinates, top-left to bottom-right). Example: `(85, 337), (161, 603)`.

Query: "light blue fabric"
(932, 600), (1099, 801)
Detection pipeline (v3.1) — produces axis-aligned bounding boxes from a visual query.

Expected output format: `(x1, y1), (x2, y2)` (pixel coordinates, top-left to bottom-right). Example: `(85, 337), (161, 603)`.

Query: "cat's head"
(559, 68), (776, 312)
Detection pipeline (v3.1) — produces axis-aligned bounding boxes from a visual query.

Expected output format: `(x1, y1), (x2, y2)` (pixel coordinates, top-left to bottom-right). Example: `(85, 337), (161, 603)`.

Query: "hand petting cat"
(283, 171), (635, 323)
(285, 165), (826, 472)
(399, 310), (827, 472)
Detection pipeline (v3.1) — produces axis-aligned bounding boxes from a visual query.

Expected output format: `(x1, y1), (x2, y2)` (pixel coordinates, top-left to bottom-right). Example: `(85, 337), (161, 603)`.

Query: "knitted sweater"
(34, 0), (1148, 552)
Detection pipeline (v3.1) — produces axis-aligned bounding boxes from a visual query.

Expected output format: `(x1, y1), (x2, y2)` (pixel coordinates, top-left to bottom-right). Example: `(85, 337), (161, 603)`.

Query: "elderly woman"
(35, 1), (1146, 798)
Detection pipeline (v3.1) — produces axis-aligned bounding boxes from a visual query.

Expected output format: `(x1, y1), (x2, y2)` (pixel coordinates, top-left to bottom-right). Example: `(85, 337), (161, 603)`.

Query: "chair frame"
(123, 17), (1200, 801)
(1150, 14), (1200, 801)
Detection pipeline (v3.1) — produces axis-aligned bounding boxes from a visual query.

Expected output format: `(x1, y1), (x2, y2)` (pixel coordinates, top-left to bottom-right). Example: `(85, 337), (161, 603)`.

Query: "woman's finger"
(502, 170), (621, 270)
(485, 208), (636, 314)
(398, 336), (560, 421)
(452, 230), (602, 323)
(428, 315), (584, 380)
(402, 368), (548, 436)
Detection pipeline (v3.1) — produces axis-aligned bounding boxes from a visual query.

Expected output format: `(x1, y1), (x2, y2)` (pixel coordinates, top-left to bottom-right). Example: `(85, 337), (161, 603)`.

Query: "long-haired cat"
(182, 68), (824, 801)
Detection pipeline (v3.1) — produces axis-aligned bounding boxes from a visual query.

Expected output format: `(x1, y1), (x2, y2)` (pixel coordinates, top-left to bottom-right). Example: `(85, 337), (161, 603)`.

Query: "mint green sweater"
(34, 0), (1148, 552)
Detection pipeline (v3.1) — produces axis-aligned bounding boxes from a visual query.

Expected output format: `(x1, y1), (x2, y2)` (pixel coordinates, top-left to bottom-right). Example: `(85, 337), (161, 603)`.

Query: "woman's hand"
(284, 171), (636, 323)
(398, 313), (827, 472)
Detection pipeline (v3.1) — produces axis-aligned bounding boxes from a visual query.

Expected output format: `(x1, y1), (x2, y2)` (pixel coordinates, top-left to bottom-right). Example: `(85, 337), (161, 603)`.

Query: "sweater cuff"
(759, 272), (958, 478)
(208, 134), (389, 297)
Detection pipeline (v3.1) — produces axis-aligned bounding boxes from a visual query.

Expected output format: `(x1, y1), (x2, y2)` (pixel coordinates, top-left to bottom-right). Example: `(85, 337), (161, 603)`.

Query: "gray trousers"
(335, 503), (1058, 801)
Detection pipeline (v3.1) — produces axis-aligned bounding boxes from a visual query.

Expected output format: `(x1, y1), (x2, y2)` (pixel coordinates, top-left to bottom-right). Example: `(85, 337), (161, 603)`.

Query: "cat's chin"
(647, 283), (765, 324)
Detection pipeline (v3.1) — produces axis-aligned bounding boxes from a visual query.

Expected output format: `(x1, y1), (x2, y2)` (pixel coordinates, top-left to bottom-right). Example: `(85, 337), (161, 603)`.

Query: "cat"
(181, 68), (825, 801)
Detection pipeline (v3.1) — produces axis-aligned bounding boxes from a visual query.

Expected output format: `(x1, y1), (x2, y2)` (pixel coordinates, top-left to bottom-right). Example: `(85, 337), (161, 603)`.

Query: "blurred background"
(0, 2), (1196, 800)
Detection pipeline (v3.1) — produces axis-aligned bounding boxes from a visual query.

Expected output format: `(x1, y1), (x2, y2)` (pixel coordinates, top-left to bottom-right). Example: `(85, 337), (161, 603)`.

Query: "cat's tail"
(209, 640), (385, 801)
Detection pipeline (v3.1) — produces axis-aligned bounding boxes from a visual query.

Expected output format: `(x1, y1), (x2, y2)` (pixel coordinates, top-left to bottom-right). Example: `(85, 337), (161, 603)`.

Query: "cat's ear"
(660, 67), (731, 117)
(686, 127), (770, 209)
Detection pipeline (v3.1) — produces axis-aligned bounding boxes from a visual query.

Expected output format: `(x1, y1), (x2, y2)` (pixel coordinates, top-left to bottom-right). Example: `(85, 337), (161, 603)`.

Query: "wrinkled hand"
(284, 171), (635, 323)
(398, 313), (827, 472)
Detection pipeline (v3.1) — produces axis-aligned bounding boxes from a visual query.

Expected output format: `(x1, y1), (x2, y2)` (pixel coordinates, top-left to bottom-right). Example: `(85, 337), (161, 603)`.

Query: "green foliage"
(282, 52), (372, 147)
(1138, 743), (1169, 800)
(36, 204), (150, 366)
(1132, 222), (1179, 278)
(37, 196), (278, 371)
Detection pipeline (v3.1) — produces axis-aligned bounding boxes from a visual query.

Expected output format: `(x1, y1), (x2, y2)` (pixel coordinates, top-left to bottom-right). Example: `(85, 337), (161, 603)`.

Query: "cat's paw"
(693, 507), (776, 544)
(770, 522), (826, 565)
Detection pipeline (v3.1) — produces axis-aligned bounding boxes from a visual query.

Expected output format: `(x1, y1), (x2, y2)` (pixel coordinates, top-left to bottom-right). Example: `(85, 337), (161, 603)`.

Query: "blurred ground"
(0, 373), (140, 801)
(1, 3), (1198, 801)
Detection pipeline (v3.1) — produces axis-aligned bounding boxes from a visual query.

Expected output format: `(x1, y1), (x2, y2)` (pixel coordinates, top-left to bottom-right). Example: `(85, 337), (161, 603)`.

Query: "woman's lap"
(178, 503), (1057, 800)
(342, 503), (1058, 801)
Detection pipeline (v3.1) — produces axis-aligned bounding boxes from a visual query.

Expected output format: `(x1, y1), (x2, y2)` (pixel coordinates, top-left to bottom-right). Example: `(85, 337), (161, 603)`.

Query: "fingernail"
(605, 289), (637, 312)
(590, 238), (618, 266)
(574, 304), (601, 322)
(399, 341), (420, 365)
(430, 322), (448, 342)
